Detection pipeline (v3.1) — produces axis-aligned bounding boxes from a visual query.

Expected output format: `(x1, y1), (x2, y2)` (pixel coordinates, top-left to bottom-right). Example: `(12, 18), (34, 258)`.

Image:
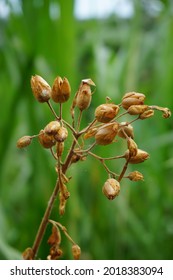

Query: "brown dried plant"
(17, 75), (171, 260)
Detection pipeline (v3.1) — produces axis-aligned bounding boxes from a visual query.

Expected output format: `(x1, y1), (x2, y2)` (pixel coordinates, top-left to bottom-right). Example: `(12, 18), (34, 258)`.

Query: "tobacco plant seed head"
(95, 122), (119, 145)
(127, 171), (144, 181)
(31, 75), (51, 103)
(38, 129), (56, 149)
(72, 244), (81, 260)
(17, 136), (32, 148)
(51, 76), (71, 103)
(102, 178), (120, 200)
(125, 149), (149, 164)
(44, 121), (60, 135)
(54, 127), (68, 142)
(118, 122), (134, 139)
(95, 103), (120, 123)
(127, 105), (149, 115)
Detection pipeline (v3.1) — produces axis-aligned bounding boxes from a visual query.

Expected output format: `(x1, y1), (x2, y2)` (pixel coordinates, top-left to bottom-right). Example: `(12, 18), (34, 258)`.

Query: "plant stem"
(32, 177), (60, 258)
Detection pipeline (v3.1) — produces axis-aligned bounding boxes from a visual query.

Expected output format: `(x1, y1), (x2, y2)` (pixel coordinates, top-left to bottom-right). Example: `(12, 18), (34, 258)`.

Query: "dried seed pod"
(56, 142), (64, 157)
(127, 137), (138, 157)
(44, 121), (60, 135)
(95, 122), (119, 145)
(125, 149), (149, 164)
(72, 244), (81, 260)
(95, 103), (119, 123)
(51, 76), (71, 103)
(122, 92), (146, 110)
(102, 178), (120, 200)
(48, 244), (63, 260)
(31, 75), (51, 103)
(76, 79), (95, 111)
(59, 192), (67, 216)
(48, 225), (61, 246)
(22, 247), (34, 260)
(84, 127), (98, 140)
(118, 122), (134, 139)
(127, 105), (149, 115)
(38, 129), (56, 149)
(17, 136), (32, 148)
(139, 109), (154, 120)
(162, 107), (171, 118)
(127, 171), (144, 181)
(54, 127), (68, 142)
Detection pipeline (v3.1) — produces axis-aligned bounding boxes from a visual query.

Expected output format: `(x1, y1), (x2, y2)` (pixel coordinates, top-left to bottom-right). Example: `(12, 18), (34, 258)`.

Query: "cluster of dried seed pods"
(17, 75), (171, 259)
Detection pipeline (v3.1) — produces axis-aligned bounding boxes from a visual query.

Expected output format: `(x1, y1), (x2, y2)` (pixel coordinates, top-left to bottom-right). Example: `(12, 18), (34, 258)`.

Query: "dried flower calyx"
(31, 75), (51, 103)
(51, 76), (71, 103)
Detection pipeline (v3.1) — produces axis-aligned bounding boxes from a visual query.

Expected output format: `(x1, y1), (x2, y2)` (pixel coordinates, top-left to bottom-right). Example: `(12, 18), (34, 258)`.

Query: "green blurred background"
(0, 0), (173, 260)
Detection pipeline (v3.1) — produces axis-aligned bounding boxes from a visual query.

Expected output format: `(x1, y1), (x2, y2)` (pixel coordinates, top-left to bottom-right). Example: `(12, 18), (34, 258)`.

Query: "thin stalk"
(47, 101), (59, 120)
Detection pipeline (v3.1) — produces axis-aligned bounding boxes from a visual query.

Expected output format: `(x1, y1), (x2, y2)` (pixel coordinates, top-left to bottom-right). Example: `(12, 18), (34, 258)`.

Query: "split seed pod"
(38, 129), (56, 149)
(125, 149), (149, 164)
(102, 178), (120, 200)
(51, 76), (71, 103)
(127, 137), (138, 157)
(17, 136), (32, 148)
(139, 109), (154, 120)
(95, 122), (119, 145)
(95, 103), (119, 123)
(122, 92), (146, 110)
(31, 75), (51, 103)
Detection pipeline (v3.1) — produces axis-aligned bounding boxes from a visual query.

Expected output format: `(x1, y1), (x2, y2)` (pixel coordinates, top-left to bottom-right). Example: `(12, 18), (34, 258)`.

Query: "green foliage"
(0, 0), (173, 259)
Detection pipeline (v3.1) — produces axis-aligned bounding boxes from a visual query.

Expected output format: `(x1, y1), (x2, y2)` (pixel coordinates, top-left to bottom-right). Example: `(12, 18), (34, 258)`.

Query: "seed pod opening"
(31, 75), (51, 103)
(102, 178), (120, 200)
(139, 109), (154, 120)
(95, 104), (119, 123)
(51, 76), (71, 103)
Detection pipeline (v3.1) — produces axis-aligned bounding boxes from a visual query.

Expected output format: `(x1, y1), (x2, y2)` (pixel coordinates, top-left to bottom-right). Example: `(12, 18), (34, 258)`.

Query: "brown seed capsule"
(72, 244), (81, 260)
(127, 105), (149, 115)
(127, 171), (144, 181)
(118, 122), (134, 139)
(54, 127), (68, 142)
(38, 129), (56, 149)
(22, 247), (34, 260)
(31, 75), (51, 103)
(139, 109), (154, 120)
(95, 104), (120, 123)
(49, 244), (63, 260)
(122, 92), (146, 110)
(95, 122), (119, 145)
(51, 76), (71, 103)
(76, 79), (95, 111)
(102, 178), (120, 200)
(17, 136), (32, 148)
(127, 137), (138, 157)
(83, 127), (98, 140)
(59, 192), (67, 216)
(44, 121), (60, 135)
(56, 142), (64, 157)
(162, 107), (171, 118)
(124, 149), (149, 164)
(48, 225), (61, 246)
